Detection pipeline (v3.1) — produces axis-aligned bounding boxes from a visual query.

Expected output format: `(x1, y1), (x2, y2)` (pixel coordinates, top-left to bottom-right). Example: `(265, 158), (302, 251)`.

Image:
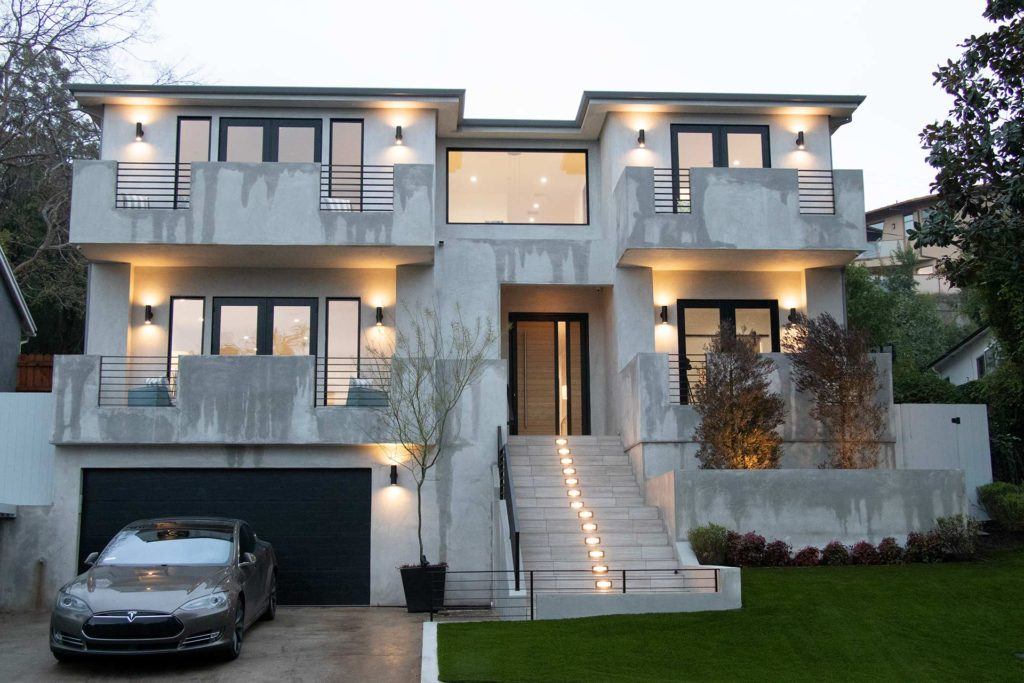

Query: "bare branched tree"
(364, 305), (496, 565)
(787, 313), (886, 469)
(692, 322), (786, 469)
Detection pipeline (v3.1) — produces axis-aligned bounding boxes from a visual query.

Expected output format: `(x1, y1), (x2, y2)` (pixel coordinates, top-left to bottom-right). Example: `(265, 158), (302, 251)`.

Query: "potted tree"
(365, 304), (495, 612)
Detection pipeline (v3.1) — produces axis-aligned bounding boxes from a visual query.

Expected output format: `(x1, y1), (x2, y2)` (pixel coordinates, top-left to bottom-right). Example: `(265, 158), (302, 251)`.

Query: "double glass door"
(218, 118), (322, 163)
(212, 298), (318, 356)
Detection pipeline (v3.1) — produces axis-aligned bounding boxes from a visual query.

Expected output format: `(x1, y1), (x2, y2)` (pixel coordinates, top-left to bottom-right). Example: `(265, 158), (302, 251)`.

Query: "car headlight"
(178, 592), (230, 612)
(55, 591), (91, 613)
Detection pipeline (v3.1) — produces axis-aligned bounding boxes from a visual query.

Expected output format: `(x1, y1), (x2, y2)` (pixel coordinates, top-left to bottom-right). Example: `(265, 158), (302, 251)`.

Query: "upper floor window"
(902, 213), (915, 236)
(217, 118), (322, 162)
(671, 124), (771, 170)
(447, 149), (588, 225)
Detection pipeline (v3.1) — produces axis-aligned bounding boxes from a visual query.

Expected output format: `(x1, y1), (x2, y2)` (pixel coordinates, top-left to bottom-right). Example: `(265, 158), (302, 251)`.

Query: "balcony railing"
(653, 167), (836, 216)
(667, 353), (706, 405)
(797, 169), (835, 214)
(314, 356), (390, 407)
(319, 164), (395, 212)
(115, 162), (191, 209)
(653, 168), (690, 214)
(98, 356), (177, 406)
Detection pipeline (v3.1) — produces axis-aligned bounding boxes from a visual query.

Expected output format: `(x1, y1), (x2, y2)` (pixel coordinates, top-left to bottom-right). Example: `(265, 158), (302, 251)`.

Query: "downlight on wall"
(659, 305), (669, 325)
(135, 122), (144, 142)
(395, 125), (404, 145)
(637, 129), (646, 148)
(375, 306), (384, 326)
(144, 304), (154, 325)
(795, 131), (806, 150)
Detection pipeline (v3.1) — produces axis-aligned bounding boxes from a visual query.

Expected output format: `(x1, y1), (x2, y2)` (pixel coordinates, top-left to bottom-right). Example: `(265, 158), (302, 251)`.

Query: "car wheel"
(218, 602), (244, 661)
(261, 575), (277, 621)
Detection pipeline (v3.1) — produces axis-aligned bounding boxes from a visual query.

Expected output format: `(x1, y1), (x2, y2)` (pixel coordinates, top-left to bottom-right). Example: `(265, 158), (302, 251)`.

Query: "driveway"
(0, 607), (428, 682)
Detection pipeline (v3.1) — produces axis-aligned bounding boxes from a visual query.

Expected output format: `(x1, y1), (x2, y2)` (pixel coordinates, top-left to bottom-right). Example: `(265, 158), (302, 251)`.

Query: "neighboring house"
(855, 194), (957, 295)
(0, 246), (37, 391)
(0, 84), (992, 615)
(930, 327), (999, 385)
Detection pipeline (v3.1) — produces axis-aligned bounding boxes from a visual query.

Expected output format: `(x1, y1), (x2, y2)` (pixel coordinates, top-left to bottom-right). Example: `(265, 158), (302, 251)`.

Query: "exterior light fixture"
(787, 307), (800, 325)
(389, 465), (398, 486)
(567, 489), (581, 498)
(135, 122), (144, 141)
(585, 536), (601, 546)
(659, 305), (669, 325)
(569, 500), (584, 510)
(578, 510), (593, 519)
(560, 457), (573, 465)
(375, 306), (384, 326)
(588, 549), (605, 559)
(795, 131), (805, 150)
(592, 564), (608, 574)
(565, 477), (579, 486)
(596, 579), (613, 590)
(555, 438), (567, 446)
(144, 304), (154, 324)
(395, 125), (403, 145)
(637, 129), (646, 148)
(558, 447), (571, 456)
(562, 467), (576, 475)
(582, 522), (597, 532)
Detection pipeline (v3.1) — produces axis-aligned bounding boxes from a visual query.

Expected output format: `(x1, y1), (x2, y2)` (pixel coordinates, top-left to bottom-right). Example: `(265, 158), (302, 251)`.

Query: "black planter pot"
(400, 564), (446, 613)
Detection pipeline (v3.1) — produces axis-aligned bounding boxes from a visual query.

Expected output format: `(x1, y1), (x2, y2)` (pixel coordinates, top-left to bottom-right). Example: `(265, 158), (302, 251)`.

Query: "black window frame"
(217, 118), (323, 162)
(670, 123), (772, 170)
(211, 296), (319, 356)
(167, 295), (207, 376)
(445, 147), (591, 226)
(173, 116), (211, 208)
(327, 118), (365, 208)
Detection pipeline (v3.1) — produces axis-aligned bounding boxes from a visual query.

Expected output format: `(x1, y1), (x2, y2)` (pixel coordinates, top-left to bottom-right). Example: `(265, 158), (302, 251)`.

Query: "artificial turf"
(437, 549), (1024, 681)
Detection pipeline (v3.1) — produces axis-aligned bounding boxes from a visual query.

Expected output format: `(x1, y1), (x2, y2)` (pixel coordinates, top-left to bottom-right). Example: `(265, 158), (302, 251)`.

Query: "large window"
(671, 124), (771, 170)
(326, 119), (364, 209)
(211, 297), (318, 356)
(447, 149), (588, 225)
(217, 118), (322, 162)
(168, 297), (205, 361)
(322, 298), (361, 405)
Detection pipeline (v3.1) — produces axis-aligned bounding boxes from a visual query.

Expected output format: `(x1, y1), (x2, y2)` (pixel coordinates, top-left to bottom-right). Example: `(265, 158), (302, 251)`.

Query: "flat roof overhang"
(619, 248), (863, 271)
(76, 243), (435, 269)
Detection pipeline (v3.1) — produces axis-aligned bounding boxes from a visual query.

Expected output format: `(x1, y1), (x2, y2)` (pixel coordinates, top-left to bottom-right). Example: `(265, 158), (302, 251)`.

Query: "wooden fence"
(16, 354), (52, 392)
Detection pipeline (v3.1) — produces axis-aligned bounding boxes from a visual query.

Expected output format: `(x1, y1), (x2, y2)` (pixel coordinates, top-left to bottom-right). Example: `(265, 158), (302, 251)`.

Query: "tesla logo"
(126, 610), (137, 622)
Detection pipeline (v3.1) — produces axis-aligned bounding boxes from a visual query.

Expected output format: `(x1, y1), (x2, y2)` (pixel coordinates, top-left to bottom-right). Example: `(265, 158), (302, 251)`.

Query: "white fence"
(0, 393), (54, 509)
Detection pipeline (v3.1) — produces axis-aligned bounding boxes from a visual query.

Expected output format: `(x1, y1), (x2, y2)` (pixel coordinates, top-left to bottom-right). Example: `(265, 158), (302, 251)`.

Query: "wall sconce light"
(389, 464), (399, 486)
(659, 305), (669, 325)
(144, 304), (154, 325)
(787, 307), (800, 325)
(375, 306), (384, 326)
(637, 129), (646, 148)
(135, 122), (144, 142)
(395, 125), (403, 145)
(795, 131), (805, 150)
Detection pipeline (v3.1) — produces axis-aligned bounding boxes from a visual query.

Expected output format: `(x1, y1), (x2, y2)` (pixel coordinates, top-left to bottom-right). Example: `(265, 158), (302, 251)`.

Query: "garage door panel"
(79, 469), (371, 605)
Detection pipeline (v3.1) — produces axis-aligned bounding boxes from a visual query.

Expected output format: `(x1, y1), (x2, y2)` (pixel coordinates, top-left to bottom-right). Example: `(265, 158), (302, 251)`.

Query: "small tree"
(365, 305), (496, 566)
(787, 313), (886, 469)
(692, 322), (785, 469)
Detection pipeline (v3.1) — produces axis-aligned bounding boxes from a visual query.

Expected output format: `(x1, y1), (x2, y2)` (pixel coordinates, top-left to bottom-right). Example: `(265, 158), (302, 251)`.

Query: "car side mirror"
(84, 552), (99, 567)
(240, 552), (256, 566)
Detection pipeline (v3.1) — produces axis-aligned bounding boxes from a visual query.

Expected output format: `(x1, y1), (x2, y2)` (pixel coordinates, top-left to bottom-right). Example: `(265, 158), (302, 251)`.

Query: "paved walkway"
(0, 607), (428, 682)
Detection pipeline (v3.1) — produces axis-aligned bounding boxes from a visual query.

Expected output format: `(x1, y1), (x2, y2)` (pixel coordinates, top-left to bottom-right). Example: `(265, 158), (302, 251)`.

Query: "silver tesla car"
(50, 517), (277, 661)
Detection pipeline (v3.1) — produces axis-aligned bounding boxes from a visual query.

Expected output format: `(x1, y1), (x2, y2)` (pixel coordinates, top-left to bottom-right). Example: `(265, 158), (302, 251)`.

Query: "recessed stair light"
(588, 549), (605, 559)
(562, 467), (576, 475)
(585, 536), (601, 546)
(555, 438), (567, 446)
(570, 500), (584, 510)
(558, 447), (571, 456)
(567, 489), (581, 498)
(560, 457), (573, 465)
(564, 478), (578, 486)
(582, 522), (597, 532)
(578, 510), (593, 519)
(595, 579), (612, 590)
(591, 565), (608, 574)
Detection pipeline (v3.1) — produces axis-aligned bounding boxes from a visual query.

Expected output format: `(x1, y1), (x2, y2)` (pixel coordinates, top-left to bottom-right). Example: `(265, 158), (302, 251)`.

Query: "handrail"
(497, 426), (521, 591)
(314, 355), (390, 407)
(319, 164), (394, 212)
(98, 356), (178, 406)
(115, 162), (191, 210)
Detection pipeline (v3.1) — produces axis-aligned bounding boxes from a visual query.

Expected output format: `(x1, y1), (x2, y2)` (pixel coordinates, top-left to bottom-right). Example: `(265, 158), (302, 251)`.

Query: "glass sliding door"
(212, 298), (318, 356)
(323, 298), (363, 406)
(218, 118), (322, 162)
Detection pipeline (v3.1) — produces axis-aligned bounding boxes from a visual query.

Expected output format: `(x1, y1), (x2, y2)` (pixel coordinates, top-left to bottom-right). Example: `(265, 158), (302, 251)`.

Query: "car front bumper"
(50, 607), (235, 656)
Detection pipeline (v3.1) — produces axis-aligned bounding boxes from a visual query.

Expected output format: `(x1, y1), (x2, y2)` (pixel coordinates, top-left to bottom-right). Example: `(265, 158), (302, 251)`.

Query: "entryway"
(508, 313), (591, 436)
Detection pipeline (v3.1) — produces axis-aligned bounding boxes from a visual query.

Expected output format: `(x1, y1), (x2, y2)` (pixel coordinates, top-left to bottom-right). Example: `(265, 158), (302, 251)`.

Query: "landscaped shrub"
(792, 546), (821, 566)
(934, 514), (981, 560)
(904, 531), (943, 563)
(820, 541), (850, 566)
(877, 537), (904, 564)
(688, 524), (732, 565)
(978, 482), (1024, 532)
(724, 530), (742, 566)
(734, 532), (767, 566)
(850, 541), (881, 565)
(763, 540), (792, 566)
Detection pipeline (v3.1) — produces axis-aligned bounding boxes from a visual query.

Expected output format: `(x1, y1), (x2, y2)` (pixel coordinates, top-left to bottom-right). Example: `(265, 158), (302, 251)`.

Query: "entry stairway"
(508, 434), (688, 592)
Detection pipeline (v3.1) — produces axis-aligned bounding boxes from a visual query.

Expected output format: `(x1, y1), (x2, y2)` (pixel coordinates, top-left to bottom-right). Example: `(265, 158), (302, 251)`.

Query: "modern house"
(0, 85), (991, 615)
(930, 327), (999, 386)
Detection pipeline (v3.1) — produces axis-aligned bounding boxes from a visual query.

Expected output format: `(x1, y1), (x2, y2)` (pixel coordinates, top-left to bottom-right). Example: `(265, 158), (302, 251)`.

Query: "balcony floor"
(618, 247), (861, 271)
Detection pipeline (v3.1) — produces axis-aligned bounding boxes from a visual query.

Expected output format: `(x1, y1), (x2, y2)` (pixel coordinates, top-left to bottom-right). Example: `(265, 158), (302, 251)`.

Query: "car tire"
(217, 602), (244, 662)
(260, 574), (277, 621)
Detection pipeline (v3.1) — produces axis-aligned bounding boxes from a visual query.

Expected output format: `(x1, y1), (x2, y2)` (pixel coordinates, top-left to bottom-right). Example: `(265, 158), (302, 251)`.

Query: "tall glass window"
(168, 297), (205, 377)
(323, 298), (361, 406)
(327, 120), (364, 210)
(447, 150), (588, 225)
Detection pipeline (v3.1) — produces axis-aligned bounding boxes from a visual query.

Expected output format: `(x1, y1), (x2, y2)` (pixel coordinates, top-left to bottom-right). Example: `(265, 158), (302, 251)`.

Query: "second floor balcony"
(69, 160), (435, 260)
(613, 166), (867, 269)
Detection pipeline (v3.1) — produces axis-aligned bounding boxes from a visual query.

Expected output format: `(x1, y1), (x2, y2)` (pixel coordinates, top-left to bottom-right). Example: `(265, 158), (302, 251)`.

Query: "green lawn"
(438, 549), (1024, 682)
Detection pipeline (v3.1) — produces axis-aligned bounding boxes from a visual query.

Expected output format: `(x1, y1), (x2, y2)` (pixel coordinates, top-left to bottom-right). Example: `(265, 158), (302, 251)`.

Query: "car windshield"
(97, 526), (234, 566)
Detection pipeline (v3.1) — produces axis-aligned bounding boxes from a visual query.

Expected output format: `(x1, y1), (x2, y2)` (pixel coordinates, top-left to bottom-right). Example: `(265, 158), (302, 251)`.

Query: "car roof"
(124, 517), (243, 530)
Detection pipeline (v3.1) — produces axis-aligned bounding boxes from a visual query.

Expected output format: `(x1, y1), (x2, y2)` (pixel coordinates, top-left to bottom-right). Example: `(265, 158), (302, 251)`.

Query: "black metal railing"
(314, 356), (390, 407)
(319, 164), (394, 212)
(654, 167), (691, 214)
(497, 426), (521, 591)
(430, 567), (721, 621)
(98, 356), (177, 406)
(668, 353), (706, 405)
(115, 162), (191, 209)
(798, 169), (835, 214)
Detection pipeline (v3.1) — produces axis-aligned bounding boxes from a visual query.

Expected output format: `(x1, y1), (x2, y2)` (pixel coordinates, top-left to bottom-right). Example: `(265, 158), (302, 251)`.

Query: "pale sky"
(123, 0), (992, 209)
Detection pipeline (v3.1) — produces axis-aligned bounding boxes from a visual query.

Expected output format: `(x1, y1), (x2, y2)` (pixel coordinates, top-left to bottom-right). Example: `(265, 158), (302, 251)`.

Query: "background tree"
(692, 322), (785, 469)
(365, 306), (496, 565)
(788, 313), (886, 469)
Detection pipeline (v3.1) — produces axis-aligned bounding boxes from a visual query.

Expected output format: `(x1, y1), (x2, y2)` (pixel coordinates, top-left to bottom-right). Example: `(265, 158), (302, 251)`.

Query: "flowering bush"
(877, 537), (904, 564)
(734, 532), (767, 566)
(792, 546), (821, 566)
(820, 541), (850, 566)
(904, 531), (943, 563)
(688, 524), (732, 565)
(762, 539), (792, 566)
(850, 541), (881, 565)
(724, 531), (742, 566)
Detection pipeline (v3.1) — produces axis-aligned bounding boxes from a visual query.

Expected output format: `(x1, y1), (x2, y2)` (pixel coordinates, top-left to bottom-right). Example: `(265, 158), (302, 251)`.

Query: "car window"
(97, 527), (234, 566)
(240, 524), (256, 555)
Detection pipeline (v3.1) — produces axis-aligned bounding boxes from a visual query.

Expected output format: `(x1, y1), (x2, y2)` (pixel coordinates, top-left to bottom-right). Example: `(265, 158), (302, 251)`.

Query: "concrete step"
(517, 497), (648, 509)
(518, 517), (666, 533)
(522, 544), (676, 562)
(518, 505), (660, 520)
(516, 484), (645, 497)
(509, 455), (632, 466)
(512, 474), (639, 487)
(521, 531), (670, 548)
(508, 435), (622, 446)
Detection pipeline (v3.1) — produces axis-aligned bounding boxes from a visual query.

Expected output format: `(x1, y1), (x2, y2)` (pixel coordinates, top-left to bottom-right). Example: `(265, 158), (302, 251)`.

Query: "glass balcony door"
(218, 118), (323, 163)
(212, 297), (318, 356)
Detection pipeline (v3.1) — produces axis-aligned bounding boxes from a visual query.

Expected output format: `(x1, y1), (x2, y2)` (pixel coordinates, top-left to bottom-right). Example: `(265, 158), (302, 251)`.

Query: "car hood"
(64, 564), (233, 613)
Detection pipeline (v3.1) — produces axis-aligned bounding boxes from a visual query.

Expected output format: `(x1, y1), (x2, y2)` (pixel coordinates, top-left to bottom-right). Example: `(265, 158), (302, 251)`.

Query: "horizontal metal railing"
(314, 356), (390, 407)
(431, 567), (721, 621)
(320, 164), (394, 212)
(98, 356), (177, 406)
(798, 169), (835, 214)
(654, 167), (691, 214)
(668, 353), (706, 405)
(115, 162), (191, 209)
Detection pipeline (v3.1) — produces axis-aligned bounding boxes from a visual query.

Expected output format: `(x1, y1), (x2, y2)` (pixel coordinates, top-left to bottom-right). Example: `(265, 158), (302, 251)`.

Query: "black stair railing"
(497, 426), (521, 591)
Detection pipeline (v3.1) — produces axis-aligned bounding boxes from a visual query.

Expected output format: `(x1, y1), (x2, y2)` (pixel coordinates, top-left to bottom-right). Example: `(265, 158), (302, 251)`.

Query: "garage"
(78, 468), (372, 605)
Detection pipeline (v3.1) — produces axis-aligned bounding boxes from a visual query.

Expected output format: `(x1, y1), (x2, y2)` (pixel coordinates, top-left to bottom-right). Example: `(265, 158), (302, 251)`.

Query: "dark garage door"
(79, 468), (371, 605)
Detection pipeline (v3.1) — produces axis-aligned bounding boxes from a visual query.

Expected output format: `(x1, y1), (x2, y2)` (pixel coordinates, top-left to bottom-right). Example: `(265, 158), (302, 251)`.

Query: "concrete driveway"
(0, 607), (428, 682)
